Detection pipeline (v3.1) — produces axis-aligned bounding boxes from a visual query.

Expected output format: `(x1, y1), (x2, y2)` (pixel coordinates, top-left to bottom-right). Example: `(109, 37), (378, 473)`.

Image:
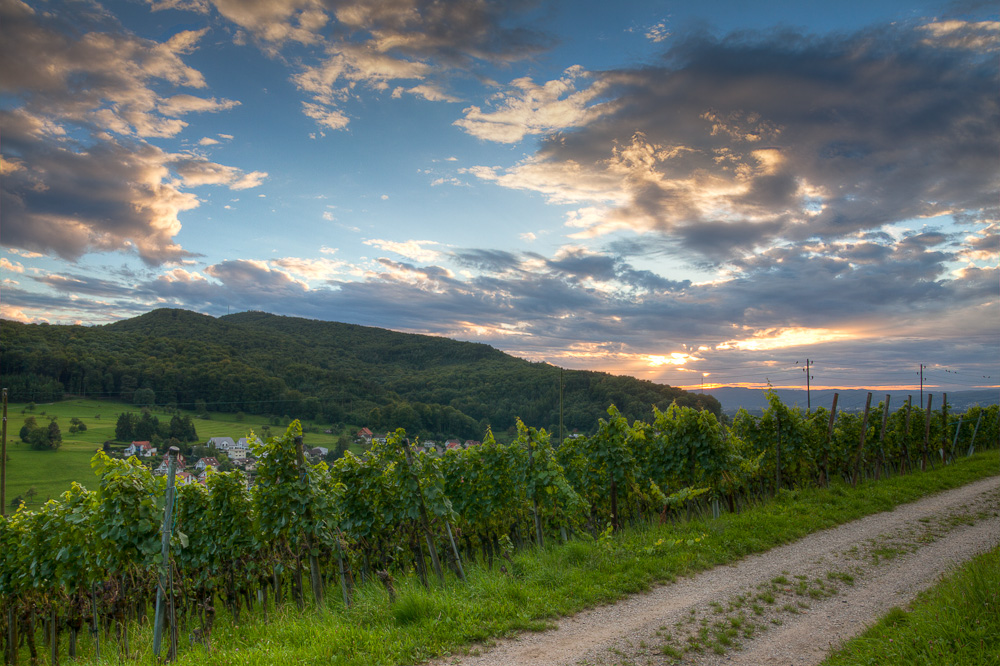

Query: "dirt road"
(433, 476), (999, 666)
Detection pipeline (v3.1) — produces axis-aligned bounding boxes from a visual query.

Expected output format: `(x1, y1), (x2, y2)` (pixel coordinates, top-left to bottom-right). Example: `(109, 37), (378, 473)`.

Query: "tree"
(19, 416), (38, 443)
(47, 419), (62, 447)
(168, 414), (198, 442)
(115, 412), (136, 441)
(133, 411), (159, 441)
(133, 387), (156, 408)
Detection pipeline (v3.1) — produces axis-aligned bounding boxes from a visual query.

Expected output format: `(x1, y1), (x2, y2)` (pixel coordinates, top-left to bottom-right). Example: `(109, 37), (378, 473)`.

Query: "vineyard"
(1, 392), (997, 665)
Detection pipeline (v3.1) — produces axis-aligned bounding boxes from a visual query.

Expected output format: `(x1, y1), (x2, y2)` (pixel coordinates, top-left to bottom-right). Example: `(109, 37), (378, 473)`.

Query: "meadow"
(1, 398), (349, 512)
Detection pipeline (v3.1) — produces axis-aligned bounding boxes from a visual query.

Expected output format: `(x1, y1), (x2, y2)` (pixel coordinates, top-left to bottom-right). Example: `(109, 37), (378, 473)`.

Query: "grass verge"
(15, 451), (1000, 666)
(822, 543), (1000, 666)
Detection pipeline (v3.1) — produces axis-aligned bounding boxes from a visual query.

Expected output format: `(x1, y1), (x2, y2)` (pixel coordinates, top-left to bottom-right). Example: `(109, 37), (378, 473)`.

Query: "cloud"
(2, 108), (266, 264)
(159, 94), (240, 116)
(919, 19), (1000, 51)
(0, 2), (260, 265)
(364, 238), (443, 263)
(301, 102), (351, 130)
(454, 66), (619, 143)
(392, 83), (461, 102)
(464, 25), (999, 261)
(204, 259), (309, 295)
(166, 0), (550, 129)
(644, 22), (670, 43)
(271, 256), (358, 281)
(1, 258), (25, 273)
(0, 3), (211, 138)
(171, 156), (268, 189)
(14, 218), (993, 388)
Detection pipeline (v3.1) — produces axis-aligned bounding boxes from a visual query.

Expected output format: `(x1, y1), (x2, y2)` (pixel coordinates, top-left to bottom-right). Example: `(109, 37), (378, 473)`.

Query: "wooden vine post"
(950, 415), (962, 464)
(922, 394), (933, 471)
(400, 440), (444, 583)
(852, 392), (872, 487)
(940, 394), (948, 463)
(527, 440), (545, 547)
(153, 446), (179, 660)
(875, 394), (890, 479)
(967, 412), (982, 457)
(293, 436), (325, 608)
(822, 393), (838, 488)
(902, 396), (913, 473)
(775, 413), (782, 493)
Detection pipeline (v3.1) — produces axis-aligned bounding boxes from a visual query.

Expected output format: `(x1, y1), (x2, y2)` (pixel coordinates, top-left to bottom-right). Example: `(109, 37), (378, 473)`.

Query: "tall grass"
(823, 545), (1000, 666)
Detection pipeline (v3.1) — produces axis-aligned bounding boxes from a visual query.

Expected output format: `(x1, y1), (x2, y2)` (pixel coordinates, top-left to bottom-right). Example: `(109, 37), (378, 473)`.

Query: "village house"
(464, 440), (481, 448)
(124, 441), (156, 458)
(195, 457), (220, 472)
(207, 436), (235, 451)
(155, 453), (188, 475)
(356, 427), (373, 444)
(205, 436), (250, 460)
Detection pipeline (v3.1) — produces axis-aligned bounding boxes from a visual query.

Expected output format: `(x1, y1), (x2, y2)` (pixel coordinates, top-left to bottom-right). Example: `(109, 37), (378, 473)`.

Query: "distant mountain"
(708, 386), (999, 415)
(1, 308), (720, 440)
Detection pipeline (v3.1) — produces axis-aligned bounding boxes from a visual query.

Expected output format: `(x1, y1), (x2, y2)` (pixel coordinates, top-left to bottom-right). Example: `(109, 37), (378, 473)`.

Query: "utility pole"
(1, 388), (7, 517)
(919, 364), (926, 406)
(797, 359), (813, 410)
(559, 367), (564, 445)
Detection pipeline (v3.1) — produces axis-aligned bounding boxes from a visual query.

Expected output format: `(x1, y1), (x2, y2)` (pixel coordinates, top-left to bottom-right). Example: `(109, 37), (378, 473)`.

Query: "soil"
(432, 475), (1000, 666)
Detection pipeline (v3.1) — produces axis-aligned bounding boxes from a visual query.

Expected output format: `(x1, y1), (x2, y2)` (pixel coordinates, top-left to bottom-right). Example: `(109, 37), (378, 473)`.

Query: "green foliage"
(0, 308), (720, 437)
(18, 414), (61, 450)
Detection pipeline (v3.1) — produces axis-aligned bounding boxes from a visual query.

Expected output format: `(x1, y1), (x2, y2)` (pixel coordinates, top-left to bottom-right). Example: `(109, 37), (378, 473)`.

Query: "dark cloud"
(0, 2), (264, 265)
(473, 23), (998, 262)
(451, 248), (524, 272)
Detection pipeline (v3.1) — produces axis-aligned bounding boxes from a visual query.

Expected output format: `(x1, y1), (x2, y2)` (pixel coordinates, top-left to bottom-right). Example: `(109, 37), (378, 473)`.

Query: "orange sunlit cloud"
(716, 327), (857, 351)
(647, 352), (703, 366)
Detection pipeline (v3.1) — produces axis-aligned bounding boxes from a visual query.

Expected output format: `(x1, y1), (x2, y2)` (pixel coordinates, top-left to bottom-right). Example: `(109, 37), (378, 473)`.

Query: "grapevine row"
(1, 393), (997, 664)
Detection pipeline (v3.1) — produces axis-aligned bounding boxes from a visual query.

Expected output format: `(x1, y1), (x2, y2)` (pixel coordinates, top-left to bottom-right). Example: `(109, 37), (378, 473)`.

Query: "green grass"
(822, 544), (1000, 666)
(9, 449), (993, 666)
(2, 398), (359, 511)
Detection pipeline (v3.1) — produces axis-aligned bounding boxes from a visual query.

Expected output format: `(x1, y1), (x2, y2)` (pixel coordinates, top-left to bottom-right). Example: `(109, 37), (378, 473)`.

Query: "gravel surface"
(432, 475), (1000, 666)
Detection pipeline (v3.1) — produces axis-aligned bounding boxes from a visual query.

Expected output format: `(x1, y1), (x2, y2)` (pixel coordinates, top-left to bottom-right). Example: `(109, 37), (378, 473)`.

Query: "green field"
(1, 398), (354, 512)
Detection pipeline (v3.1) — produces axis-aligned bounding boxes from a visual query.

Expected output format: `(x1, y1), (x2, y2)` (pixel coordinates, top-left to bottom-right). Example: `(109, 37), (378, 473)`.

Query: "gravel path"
(433, 476), (1000, 666)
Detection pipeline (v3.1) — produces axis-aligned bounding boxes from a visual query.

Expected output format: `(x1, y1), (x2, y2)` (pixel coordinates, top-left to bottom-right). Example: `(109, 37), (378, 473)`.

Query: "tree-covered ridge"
(0, 308), (719, 439)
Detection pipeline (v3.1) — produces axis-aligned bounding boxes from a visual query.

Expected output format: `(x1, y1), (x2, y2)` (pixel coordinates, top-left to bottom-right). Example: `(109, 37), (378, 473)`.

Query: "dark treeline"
(0, 308), (719, 439)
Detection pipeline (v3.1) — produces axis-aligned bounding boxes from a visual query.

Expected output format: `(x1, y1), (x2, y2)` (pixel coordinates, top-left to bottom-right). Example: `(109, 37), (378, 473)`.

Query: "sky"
(1, 0), (998, 394)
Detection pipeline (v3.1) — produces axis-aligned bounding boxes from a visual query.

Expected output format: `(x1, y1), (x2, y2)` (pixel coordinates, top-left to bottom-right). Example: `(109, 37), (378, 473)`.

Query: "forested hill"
(0, 308), (719, 440)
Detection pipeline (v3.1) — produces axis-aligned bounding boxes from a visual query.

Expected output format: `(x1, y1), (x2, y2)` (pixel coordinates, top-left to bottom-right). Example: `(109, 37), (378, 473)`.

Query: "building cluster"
(355, 428), (481, 453)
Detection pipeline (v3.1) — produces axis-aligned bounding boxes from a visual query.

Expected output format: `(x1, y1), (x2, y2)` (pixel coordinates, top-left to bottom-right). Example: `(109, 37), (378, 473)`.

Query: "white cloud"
(454, 66), (618, 143)
(159, 94), (240, 116)
(364, 238), (442, 263)
(301, 102), (350, 130)
(919, 20), (1000, 51)
(1, 258), (25, 273)
(644, 22), (670, 43)
(171, 156), (268, 190)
